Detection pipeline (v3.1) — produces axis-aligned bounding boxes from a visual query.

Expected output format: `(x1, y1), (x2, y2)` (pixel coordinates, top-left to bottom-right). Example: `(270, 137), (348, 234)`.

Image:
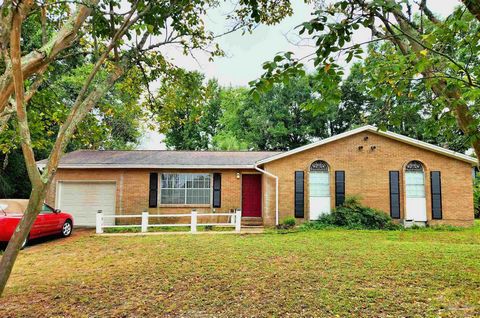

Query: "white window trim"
(158, 172), (213, 206)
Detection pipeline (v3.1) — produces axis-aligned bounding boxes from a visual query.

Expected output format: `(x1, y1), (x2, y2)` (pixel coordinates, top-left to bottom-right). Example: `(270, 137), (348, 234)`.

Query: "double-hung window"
(160, 173), (211, 205)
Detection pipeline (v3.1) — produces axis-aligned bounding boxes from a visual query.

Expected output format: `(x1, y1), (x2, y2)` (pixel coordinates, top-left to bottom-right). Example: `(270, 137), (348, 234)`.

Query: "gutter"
(254, 163), (279, 226)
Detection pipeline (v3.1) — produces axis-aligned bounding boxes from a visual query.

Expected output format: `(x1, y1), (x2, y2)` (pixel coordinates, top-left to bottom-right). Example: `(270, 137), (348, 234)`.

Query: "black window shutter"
(294, 171), (304, 218)
(213, 173), (221, 208)
(335, 171), (345, 207)
(389, 171), (400, 219)
(431, 171), (442, 219)
(149, 173), (158, 208)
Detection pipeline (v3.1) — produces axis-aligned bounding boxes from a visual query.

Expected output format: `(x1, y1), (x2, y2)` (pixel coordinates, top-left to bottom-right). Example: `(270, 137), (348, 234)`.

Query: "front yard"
(1, 223), (479, 317)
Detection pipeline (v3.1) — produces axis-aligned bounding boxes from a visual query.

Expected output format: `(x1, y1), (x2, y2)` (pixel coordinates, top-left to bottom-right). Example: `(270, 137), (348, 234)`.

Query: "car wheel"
(61, 220), (73, 237)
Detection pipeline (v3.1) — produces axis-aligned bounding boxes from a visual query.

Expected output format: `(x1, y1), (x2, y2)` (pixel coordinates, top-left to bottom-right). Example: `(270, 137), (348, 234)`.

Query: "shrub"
(277, 216), (296, 229)
(302, 196), (400, 230)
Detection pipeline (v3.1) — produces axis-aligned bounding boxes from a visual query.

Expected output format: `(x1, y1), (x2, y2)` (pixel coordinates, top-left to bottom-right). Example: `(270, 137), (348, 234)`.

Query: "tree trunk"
(463, 0), (480, 21)
(0, 184), (47, 295)
(0, 5), (47, 295)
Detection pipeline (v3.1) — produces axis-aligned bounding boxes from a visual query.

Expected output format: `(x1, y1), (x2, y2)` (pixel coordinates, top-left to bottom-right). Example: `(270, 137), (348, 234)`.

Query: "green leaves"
(250, 0), (480, 160)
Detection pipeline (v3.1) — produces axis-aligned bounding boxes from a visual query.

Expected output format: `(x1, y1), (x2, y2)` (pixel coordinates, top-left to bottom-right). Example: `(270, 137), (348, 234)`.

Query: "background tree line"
(154, 62), (468, 153)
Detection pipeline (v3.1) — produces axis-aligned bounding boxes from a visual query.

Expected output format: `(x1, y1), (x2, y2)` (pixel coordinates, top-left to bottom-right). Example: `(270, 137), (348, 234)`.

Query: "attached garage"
(56, 181), (116, 227)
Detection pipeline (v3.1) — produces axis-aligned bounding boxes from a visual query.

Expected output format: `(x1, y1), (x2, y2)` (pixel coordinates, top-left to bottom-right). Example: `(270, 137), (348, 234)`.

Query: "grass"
(0, 222), (479, 317)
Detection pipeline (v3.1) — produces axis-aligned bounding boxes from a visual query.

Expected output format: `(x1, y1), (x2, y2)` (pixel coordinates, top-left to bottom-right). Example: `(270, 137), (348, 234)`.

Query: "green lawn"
(1, 223), (479, 317)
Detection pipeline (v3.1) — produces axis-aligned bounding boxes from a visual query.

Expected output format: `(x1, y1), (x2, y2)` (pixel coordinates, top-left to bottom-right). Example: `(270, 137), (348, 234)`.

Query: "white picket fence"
(96, 209), (242, 234)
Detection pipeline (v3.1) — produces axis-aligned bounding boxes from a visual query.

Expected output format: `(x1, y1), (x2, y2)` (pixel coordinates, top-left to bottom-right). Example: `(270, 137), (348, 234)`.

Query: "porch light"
(236, 172), (241, 179)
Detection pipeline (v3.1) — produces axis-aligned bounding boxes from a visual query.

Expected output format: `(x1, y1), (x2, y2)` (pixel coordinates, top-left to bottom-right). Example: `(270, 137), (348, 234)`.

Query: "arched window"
(406, 160), (423, 172)
(310, 160), (329, 172)
(309, 160), (330, 220)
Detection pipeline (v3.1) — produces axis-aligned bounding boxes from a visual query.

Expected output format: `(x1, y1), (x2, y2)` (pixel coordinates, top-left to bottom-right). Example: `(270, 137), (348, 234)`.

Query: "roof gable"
(255, 125), (477, 166)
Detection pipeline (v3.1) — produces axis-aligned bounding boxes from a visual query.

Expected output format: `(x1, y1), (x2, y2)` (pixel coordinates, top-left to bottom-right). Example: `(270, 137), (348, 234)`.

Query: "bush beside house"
(301, 197), (400, 230)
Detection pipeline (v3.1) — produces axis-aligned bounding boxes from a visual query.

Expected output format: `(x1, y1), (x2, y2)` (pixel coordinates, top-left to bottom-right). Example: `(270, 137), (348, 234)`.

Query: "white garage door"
(57, 182), (116, 227)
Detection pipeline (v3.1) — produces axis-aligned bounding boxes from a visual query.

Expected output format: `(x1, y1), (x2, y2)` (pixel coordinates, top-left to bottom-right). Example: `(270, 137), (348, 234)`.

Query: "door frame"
(403, 160), (428, 222)
(308, 170), (331, 220)
(241, 172), (263, 218)
(307, 160), (332, 220)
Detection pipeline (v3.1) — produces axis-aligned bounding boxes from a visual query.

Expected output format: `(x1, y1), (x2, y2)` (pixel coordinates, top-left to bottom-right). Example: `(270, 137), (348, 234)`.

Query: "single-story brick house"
(38, 125), (477, 227)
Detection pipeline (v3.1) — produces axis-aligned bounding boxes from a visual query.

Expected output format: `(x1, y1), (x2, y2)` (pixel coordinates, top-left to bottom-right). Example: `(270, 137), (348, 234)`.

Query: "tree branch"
(462, 0), (480, 22)
(419, 0), (440, 24)
(41, 1), (152, 179)
(42, 65), (123, 179)
(10, 4), (42, 187)
(0, 0), (100, 115)
(25, 66), (48, 104)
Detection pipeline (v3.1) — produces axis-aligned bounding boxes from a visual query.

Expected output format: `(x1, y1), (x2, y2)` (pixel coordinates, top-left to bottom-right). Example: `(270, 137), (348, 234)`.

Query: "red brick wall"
(262, 131), (475, 226)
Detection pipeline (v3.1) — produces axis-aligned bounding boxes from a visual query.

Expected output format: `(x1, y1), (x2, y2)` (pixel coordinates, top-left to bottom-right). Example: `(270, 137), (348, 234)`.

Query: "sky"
(138, 0), (461, 150)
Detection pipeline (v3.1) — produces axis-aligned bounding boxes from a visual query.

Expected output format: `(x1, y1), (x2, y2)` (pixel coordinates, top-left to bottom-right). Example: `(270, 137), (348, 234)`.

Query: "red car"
(0, 199), (73, 248)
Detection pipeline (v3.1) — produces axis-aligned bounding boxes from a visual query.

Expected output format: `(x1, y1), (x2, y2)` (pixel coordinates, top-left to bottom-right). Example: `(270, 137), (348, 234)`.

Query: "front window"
(310, 160), (330, 197)
(405, 161), (425, 198)
(160, 173), (211, 205)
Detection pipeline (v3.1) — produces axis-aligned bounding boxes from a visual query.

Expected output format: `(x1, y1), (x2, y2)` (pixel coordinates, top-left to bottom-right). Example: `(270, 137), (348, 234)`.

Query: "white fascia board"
(35, 163), (254, 169)
(256, 125), (478, 166)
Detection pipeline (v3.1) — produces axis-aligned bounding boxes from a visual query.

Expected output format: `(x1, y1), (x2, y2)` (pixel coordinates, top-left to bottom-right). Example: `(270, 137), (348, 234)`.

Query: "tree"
(239, 74), (330, 150)
(0, 0), (292, 296)
(160, 63), (470, 153)
(212, 87), (251, 150)
(0, 150), (31, 198)
(0, 65), (146, 199)
(157, 74), (337, 151)
(338, 55), (470, 153)
(252, 0), (480, 163)
(153, 70), (221, 150)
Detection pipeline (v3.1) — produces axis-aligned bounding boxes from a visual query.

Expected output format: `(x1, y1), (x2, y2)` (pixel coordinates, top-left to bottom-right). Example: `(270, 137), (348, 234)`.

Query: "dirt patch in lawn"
(1, 225), (479, 317)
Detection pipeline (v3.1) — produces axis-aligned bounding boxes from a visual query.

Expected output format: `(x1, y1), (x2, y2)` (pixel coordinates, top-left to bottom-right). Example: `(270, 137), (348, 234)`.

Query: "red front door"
(242, 174), (262, 217)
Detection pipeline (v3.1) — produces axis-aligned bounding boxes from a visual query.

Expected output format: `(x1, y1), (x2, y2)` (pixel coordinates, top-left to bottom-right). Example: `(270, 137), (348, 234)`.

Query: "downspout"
(254, 163), (279, 226)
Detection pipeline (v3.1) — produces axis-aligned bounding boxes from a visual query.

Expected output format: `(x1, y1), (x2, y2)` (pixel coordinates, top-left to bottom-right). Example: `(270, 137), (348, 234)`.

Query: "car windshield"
(0, 200), (28, 214)
(0, 200), (50, 214)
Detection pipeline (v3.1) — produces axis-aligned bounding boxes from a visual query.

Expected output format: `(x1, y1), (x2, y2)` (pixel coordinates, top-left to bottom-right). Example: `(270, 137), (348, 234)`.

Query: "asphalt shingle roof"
(36, 150), (283, 168)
